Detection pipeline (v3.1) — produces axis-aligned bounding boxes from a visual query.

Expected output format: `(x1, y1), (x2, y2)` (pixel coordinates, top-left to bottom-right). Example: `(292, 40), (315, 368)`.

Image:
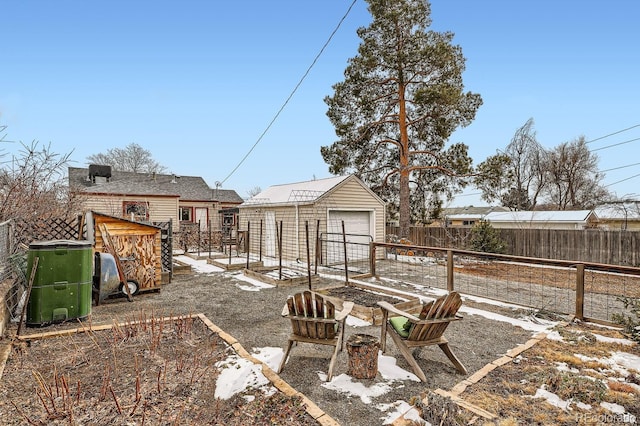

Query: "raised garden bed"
(243, 266), (320, 287)
(0, 313), (320, 425)
(207, 257), (264, 271)
(317, 283), (422, 325)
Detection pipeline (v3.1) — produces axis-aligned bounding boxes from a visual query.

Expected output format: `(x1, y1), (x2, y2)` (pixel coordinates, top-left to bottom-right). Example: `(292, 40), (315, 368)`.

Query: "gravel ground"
(16, 262), (538, 426)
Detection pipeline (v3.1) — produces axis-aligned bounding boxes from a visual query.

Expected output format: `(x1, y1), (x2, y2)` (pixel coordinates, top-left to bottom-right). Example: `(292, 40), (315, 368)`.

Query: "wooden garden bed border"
(1, 313), (339, 426)
(317, 281), (422, 326)
(243, 266), (320, 287)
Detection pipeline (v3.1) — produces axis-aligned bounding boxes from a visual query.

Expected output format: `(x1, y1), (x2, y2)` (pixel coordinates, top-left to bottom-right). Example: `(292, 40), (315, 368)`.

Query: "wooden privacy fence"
(388, 226), (640, 267)
(370, 242), (640, 326)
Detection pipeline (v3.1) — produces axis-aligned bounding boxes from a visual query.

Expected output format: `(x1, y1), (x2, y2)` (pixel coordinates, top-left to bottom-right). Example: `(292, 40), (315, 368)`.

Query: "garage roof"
(242, 175), (351, 206)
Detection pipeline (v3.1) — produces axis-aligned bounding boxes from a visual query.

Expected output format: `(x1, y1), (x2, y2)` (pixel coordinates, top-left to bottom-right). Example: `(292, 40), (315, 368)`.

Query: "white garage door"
(326, 210), (372, 264)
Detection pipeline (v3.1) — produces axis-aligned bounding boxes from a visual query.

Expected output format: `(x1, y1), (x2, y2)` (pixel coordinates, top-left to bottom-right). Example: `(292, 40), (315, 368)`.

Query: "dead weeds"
(0, 313), (318, 425)
(450, 322), (640, 425)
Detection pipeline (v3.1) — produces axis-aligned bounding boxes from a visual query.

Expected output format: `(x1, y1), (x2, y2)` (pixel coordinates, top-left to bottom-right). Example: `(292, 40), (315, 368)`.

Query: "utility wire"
(591, 137), (640, 152)
(605, 172), (640, 188)
(585, 124), (640, 144)
(219, 0), (358, 186)
(601, 162), (640, 173)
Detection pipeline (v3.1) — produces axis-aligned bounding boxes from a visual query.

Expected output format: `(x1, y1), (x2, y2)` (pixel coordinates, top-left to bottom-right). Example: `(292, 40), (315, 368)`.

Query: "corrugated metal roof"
(484, 210), (595, 223)
(241, 175), (350, 206)
(594, 203), (640, 220)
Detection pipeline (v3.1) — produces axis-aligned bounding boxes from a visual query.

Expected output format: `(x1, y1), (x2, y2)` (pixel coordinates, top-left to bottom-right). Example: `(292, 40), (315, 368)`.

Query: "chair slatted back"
(408, 292), (462, 341)
(286, 291), (337, 340)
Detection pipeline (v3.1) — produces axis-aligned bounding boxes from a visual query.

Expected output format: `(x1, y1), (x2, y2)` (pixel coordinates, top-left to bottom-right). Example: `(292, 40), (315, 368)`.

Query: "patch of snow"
(377, 400), (427, 425)
(347, 315), (372, 327)
(174, 255), (224, 273)
(462, 305), (557, 334)
(600, 401), (637, 424)
(251, 347), (284, 372)
(527, 386), (591, 411)
(229, 272), (275, 291)
(378, 353), (421, 382)
(528, 387), (571, 410)
(611, 352), (640, 373)
(593, 333), (636, 346)
(556, 362), (579, 374)
(214, 354), (273, 400)
(546, 331), (564, 341)
(321, 373), (393, 404)
(574, 352), (640, 376)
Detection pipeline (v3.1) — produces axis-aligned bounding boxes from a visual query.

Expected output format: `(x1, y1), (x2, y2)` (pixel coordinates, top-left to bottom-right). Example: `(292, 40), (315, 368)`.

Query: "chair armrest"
(335, 301), (354, 321)
(281, 303), (290, 317)
(377, 301), (421, 322)
(414, 315), (463, 325)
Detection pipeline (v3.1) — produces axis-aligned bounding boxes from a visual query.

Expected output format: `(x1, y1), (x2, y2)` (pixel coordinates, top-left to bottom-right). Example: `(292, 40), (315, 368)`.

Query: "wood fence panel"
(387, 226), (640, 267)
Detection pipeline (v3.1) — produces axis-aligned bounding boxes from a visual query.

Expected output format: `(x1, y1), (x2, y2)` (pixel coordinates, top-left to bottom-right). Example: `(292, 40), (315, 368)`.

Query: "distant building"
(483, 210), (599, 230)
(68, 166), (243, 232)
(594, 202), (640, 230)
(441, 206), (510, 227)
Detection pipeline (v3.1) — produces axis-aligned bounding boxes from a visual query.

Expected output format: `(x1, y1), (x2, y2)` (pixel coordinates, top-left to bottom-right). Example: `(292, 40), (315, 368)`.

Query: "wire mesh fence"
(369, 242), (639, 325)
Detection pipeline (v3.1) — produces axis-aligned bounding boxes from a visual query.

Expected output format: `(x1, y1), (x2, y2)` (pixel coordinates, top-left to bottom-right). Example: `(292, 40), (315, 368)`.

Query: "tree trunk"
(398, 81), (411, 239)
(346, 334), (380, 379)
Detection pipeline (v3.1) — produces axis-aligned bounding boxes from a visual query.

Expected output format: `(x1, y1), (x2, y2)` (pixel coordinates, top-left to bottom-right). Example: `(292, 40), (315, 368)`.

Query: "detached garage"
(238, 175), (386, 265)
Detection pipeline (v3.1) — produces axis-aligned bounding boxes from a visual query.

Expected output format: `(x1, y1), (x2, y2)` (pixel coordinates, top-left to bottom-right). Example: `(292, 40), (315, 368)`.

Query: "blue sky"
(2, 0), (639, 206)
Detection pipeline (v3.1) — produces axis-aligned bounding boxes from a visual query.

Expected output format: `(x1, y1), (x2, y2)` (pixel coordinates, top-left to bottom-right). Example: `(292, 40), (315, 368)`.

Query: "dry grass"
(455, 260), (640, 297)
(445, 322), (640, 425)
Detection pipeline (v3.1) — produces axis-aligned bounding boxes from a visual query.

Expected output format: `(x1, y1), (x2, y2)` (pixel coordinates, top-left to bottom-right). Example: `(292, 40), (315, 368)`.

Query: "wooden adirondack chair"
(278, 291), (354, 381)
(377, 292), (467, 382)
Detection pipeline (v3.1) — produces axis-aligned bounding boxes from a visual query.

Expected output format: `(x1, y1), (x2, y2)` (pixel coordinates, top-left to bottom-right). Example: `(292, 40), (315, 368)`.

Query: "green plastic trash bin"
(26, 240), (93, 326)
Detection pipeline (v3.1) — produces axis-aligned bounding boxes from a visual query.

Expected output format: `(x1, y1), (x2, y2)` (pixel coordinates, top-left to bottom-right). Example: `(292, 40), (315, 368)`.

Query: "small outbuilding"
(238, 175), (386, 265)
(82, 211), (163, 292)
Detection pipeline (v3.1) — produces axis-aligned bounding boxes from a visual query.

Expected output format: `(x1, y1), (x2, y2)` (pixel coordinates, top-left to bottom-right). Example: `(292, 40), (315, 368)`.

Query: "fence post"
(259, 219), (263, 262)
(197, 220), (201, 257)
(246, 221), (250, 269)
(342, 220), (349, 284)
(369, 242), (376, 277)
(575, 263), (585, 320)
(305, 221), (312, 290)
(447, 250), (454, 292)
(315, 219), (321, 275)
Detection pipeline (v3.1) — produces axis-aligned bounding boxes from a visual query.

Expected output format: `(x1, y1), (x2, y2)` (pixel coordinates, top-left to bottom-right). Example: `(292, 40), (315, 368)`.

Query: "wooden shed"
(83, 211), (163, 292)
(238, 175), (386, 265)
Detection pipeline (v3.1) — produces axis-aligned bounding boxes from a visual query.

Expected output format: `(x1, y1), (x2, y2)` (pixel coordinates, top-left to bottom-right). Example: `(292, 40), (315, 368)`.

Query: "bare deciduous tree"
(544, 136), (611, 209)
(87, 143), (167, 173)
(0, 126), (83, 248)
(474, 118), (546, 210)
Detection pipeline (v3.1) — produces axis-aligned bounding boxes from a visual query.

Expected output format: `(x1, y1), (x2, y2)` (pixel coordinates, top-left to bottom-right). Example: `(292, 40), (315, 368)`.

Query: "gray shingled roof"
(68, 167), (243, 203)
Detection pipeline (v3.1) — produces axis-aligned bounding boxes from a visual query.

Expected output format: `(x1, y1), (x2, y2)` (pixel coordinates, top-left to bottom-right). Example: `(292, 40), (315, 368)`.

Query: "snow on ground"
(228, 271), (275, 291)
(174, 255), (224, 273)
(214, 352), (276, 400)
(184, 254), (639, 424)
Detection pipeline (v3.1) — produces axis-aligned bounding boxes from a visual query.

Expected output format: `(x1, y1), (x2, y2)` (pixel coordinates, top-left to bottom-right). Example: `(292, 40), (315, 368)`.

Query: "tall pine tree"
(322, 0), (482, 237)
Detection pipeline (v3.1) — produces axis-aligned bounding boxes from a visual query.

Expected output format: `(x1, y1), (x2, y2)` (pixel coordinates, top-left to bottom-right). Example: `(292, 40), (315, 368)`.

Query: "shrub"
(469, 220), (507, 254)
(611, 296), (640, 342)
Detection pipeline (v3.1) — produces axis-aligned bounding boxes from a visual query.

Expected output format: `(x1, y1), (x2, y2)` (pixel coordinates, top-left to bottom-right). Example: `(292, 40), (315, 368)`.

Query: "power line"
(585, 124), (640, 144)
(219, 0), (358, 186)
(601, 162), (640, 173)
(591, 136), (640, 152)
(605, 172), (640, 188)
